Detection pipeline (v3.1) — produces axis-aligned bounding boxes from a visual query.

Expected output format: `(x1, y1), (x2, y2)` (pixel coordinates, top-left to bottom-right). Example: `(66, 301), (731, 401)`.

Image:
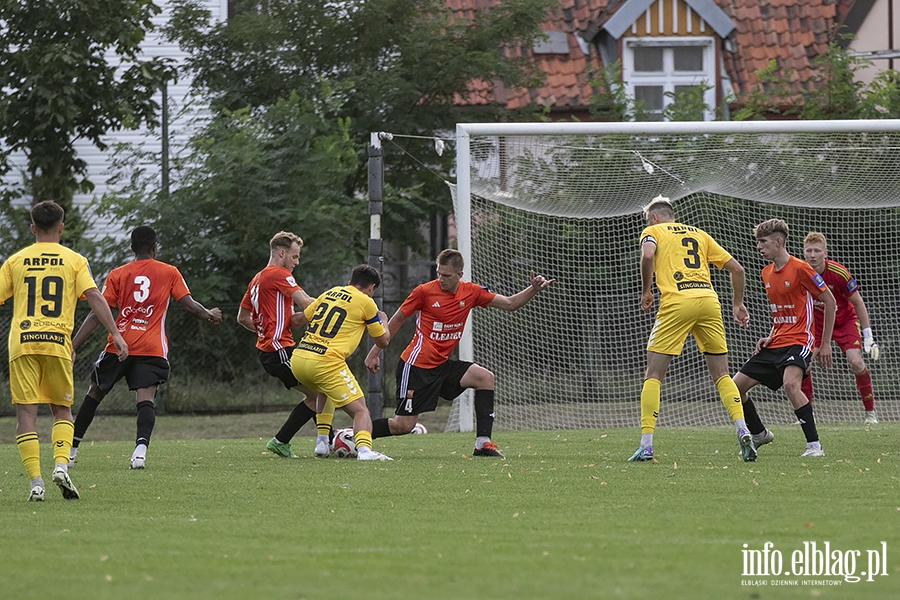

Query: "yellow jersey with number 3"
(0, 242), (97, 361)
(296, 285), (385, 363)
(640, 223), (731, 303)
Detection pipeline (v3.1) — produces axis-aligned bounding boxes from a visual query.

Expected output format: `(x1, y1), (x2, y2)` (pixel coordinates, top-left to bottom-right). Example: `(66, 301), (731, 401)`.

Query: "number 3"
(682, 238), (701, 269)
(133, 276), (151, 302)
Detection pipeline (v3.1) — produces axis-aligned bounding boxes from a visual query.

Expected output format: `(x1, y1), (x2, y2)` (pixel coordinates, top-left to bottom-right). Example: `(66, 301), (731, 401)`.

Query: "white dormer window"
(623, 37), (716, 121)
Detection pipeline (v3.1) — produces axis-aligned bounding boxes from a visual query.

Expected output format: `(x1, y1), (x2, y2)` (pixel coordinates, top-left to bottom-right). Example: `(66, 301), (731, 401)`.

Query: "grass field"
(1, 420), (898, 600)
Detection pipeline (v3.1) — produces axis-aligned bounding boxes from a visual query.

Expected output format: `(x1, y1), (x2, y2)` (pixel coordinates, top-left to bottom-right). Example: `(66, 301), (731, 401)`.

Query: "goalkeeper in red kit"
(801, 232), (879, 424)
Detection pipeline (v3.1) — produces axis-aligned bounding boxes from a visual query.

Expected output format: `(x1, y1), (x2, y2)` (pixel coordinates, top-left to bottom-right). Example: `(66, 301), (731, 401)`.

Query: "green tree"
(0, 0), (175, 244)
(164, 0), (553, 251)
(95, 91), (359, 379)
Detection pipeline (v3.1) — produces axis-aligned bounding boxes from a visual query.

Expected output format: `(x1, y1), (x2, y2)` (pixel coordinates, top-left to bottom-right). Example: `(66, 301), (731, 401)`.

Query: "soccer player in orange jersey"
(364, 249), (553, 457)
(71, 226), (222, 469)
(733, 219), (836, 458)
(801, 232), (879, 424)
(1, 201), (127, 501)
(238, 231), (329, 458)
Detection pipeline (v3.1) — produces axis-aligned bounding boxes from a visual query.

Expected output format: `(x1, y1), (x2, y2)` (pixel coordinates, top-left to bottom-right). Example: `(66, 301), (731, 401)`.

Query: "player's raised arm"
(488, 270), (554, 311)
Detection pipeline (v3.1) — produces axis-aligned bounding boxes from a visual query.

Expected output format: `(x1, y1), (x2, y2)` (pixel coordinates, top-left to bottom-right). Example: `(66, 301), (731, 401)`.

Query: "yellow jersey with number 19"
(640, 222), (731, 303)
(0, 242), (97, 361)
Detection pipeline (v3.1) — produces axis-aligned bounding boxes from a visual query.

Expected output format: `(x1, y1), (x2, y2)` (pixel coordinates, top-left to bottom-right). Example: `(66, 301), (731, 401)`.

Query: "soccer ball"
(410, 422), (427, 435)
(331, 428), (357, 458)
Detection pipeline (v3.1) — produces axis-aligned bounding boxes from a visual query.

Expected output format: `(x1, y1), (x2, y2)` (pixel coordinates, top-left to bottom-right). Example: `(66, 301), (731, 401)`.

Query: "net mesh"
(447, 126), (900, 431)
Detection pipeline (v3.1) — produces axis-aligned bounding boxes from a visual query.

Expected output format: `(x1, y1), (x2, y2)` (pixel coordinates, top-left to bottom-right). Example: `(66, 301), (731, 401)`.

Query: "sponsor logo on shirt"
(20, 331), (66, 345)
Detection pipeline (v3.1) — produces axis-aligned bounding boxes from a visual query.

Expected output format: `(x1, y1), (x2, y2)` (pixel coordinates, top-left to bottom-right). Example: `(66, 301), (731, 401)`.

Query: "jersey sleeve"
(169, 266), (191, 301)
(475, 284), (496, 308)
(239, 282), (253, 310)
(704, 233), (733, 269)
(275, 272), (302, 298)
(101, 271), (119, 307)
(363, 298), (387, 338)
(0, 259), (12, 303)
(74, 258), (98, 298)
(398, 285), (424, 317)
(639, 225), (657, 247)
(801, 263), (828, 295)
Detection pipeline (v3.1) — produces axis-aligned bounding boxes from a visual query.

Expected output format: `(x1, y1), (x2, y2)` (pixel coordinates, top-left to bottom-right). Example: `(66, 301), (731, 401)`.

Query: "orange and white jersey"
(101, 259), (191, 357)
(761, 256), (828, 349)
(398, 280), (496, 369)
(240, 265), (302, 353)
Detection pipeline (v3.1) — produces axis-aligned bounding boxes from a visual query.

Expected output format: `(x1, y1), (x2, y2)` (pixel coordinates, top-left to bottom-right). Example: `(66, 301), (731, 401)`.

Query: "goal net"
(447, 120), (900, 432)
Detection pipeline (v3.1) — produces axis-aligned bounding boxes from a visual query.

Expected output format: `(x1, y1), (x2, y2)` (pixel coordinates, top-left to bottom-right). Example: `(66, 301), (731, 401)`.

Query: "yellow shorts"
(290, 354), (364, 408)
(9, 355), (75, 406)
(647, 297), (728, 356)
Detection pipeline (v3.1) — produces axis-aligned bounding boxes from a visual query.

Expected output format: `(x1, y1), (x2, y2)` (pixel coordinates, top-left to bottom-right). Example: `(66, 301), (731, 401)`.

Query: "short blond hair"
(642, 195), (674, 219)
(753, 218), (789, 240)
(270, 231), (303, 252)
(803, 231), (827, 247)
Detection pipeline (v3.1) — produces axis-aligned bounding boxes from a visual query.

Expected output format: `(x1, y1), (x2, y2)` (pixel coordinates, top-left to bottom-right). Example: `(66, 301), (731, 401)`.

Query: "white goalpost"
(448, 119), (900, 432)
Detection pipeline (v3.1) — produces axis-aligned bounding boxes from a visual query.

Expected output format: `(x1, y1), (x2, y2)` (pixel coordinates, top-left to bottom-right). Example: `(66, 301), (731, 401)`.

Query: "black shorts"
(394, 358), (473, 416)
(91, 352), (170, 393)
(258, 348), (300, 389)
(738, 345), (812, 391)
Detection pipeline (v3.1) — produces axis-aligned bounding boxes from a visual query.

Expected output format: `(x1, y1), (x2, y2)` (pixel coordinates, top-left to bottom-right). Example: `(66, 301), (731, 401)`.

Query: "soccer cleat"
(68, 449), (77, 468)
(357, 448), (393, 461)
(266, 437), (298, 459)
(864, 411), (879, 424)
(314, 439), (330, 458)
(51, 466), (80, 500)
(752, 429), (774, 448)
(738, 429), (757, 462)
(28, 485), (45, 502)
(627, 445), (654, 462)
(130, 456), (146, 469)
(801, 443), (825, 458)
(473, 441), (504, 458)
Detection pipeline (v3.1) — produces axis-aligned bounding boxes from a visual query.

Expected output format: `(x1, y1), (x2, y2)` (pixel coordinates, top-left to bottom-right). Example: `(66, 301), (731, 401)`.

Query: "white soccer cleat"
(52, 465), (80, 500)
(314, 439), (330, 458)
(864, 411), (878, 425)
(801, 443), (825, 458)
(28, 485), (45, 502)
(357, 448), (393, 461)
(130, 456), (146, 469)
(752, 429), (774, 448)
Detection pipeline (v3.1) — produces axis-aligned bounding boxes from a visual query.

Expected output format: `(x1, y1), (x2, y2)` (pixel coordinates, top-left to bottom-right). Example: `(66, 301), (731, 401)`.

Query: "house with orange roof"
(452, 0), (898, 120)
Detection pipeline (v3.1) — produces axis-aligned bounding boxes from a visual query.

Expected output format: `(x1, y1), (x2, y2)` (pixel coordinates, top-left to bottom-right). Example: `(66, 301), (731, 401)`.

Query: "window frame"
(622, 37), (717, 121)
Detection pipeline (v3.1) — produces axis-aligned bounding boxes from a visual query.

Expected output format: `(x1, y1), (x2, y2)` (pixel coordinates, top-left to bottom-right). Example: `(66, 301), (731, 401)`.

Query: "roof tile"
(451, 0), (852, 115)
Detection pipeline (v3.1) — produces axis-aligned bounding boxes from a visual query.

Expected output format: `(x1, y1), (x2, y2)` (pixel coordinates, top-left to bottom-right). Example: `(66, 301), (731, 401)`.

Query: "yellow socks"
(640, 378), (661, 434)
(16, 432), (41, 480)
(715, 375), (745, 422)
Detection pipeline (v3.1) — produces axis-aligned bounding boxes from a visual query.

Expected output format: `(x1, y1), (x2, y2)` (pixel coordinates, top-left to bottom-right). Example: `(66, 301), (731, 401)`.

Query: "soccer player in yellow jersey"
(630, 196), (754, 462)
(0, 201), (128, 501)
(290, 264), (392, 460)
